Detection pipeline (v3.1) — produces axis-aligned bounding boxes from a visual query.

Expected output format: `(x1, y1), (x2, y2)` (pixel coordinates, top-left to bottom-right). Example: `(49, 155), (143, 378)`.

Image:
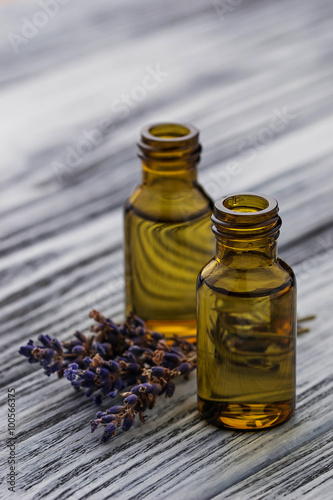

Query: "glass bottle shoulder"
(124, 182), (213, 222)
(198, 255), (296, 296)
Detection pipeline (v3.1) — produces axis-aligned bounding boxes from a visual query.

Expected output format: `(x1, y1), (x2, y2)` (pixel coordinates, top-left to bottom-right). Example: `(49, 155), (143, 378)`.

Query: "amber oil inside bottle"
(124, 123), (214, 341)
(197, 193), (296, 430)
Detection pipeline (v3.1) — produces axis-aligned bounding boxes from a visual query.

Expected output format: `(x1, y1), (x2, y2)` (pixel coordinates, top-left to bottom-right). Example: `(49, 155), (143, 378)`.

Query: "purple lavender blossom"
(19, 309), (197, 442)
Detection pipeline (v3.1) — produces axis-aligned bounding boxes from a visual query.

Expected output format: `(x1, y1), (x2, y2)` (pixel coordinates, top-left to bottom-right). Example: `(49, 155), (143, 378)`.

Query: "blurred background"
(1, 0), (333, 336)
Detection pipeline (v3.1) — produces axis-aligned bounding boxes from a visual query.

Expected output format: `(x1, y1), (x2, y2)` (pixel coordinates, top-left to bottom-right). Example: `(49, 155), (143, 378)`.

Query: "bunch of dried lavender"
(19, 310), (196, 439)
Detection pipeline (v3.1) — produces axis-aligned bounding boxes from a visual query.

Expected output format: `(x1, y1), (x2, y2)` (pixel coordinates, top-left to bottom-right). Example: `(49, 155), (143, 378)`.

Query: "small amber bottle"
(124, 123), (214, 341)
(197, 193), (296, 430)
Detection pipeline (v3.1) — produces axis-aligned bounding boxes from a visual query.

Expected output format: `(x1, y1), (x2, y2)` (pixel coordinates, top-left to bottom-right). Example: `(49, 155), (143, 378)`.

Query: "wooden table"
(1, 0), (333, 498)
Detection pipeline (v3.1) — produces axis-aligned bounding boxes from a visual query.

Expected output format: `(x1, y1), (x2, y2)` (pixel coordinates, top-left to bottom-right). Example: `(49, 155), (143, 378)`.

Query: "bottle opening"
(212, 192), (281, 239)
(149, 123), (191, 140)
(223, 194), (270, 213)
(138, 122), (201, 168)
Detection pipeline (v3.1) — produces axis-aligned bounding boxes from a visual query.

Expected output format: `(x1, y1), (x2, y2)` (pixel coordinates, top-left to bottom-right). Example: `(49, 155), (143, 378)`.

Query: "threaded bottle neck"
(212, 193), (281, 263)
(138, 123), (201, 178)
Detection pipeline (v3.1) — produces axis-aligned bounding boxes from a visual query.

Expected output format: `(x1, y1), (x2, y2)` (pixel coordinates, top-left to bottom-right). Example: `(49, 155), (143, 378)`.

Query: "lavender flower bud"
(165, 380), (176, 397)
(105, 318), (120, 331)
(151, 383), (162, 396)
(122, 413), (135, 431)
(131, 383), (152, 395)
(72, 345), (86, 355)
(38, 335), (53, 348)
(74, 331), (86, 342)
(177, 363), (192, 375)
(101, 382), (112, 396)
(127, 346), (142, 355)
(151, 332), (164, 340)
(92, 342), (106, 356)
(104, 360), (120, 373)
(51, 338), (63, 354)
(141, 383), (154, 393)
(82, 380), (96, 389)
(119, 325), (128, 335)
(49, 360), (62, 374)
(64, 363), (79, 381)
(179, 339), (195, 351)
(81, 370), (96, 381)
(105, 405), (124, 414)
(124, 394), (138, 405)
(95, 411), (105, 418)
(41, 358), (51, 368)
(133, 316), (145, 328)
(124, 353), (139, 364)
(19, 345), (34, 358)
(101, 414), (118, 424)
(101, 422), (117, 442)
(114, 378), (126, 391)
(151, 366), (167, 378)
(162, 353), (182, 367)
(127, 363), (141, 373)
(43, 348), (55, 359)
(90, 419), (100, 433)
(96, 367), (110, 380)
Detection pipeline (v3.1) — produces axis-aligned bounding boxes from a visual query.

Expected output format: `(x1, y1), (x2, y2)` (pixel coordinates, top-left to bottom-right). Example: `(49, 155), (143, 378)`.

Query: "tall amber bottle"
(124, 123), (214, 341)
(197, 193), (296, 429)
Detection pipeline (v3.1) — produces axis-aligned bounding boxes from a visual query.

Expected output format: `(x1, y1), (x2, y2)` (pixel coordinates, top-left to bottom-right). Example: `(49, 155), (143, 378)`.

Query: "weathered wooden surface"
(1, 0), (333, 498)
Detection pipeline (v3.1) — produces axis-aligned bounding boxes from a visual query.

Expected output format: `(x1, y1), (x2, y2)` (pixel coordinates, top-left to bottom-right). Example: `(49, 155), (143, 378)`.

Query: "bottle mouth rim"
(212, 193), (281, 239)
(216, 193), (278, 220)
(138, 122), (201, 167)
(140, 122), (199, 147)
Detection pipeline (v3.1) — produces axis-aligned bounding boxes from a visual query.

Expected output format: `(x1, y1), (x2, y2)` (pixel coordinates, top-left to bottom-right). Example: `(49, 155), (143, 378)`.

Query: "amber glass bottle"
(197, 193), (296, 430)
(124, 123), (214, 341)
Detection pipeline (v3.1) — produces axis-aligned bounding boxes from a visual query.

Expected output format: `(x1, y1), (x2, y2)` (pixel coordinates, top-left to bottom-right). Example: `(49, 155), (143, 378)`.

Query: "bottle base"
(198, 396), (295, 430)
(145, 319), (197, 343)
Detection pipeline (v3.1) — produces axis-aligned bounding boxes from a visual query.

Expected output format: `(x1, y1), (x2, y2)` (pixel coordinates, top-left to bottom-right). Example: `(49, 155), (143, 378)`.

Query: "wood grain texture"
(1, 0), (333, 498)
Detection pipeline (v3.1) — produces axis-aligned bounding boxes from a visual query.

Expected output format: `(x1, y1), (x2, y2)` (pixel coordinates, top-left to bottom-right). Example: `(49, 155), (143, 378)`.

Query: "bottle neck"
(212, 193), (281, 268)
(138, 122), (201, 188)
(141, 161), (198, 186)
(216, 235), (278, 266)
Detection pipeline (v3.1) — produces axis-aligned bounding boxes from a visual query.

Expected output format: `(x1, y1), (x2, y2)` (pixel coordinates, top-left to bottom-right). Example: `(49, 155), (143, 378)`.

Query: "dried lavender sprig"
(64, 332), (196, 404)
(90, 360), (195, 442)
(297, 314), (316, 335)
(63, 352), (140, 404)
(18, 335), (71, 377)
(18, 310), (196, 405)
(19, 310), (163, 377)
(18, 330), (103, 378)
